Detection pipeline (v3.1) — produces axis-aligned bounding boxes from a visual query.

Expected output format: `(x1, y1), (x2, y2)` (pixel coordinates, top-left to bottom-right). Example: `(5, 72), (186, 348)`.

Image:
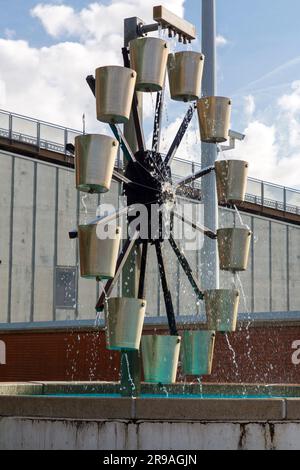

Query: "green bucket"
(181, 330), (216, 376)
(141, 335), (181, 384)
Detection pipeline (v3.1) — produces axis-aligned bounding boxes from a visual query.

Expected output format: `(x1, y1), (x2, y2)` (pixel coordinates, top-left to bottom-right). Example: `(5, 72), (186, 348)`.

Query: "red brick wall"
(0, 325), (300, 383)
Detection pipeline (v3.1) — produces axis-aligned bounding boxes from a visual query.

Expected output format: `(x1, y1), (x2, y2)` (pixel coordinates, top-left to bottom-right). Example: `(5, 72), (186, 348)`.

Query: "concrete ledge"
(134, 398), (285, 421)
(38, 381), (119, 395)
(285, 399), (300, 420)
(1, 381), (300, 398)
(0, 395), (286, 422)
(0, 383), (43, 396)
(0, 396), (133, 420)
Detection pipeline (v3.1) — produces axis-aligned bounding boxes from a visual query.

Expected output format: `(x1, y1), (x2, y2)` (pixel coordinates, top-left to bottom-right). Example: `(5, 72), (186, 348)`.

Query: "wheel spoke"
(175, 165), (215, 189)
(138, 242), (148, 299)
(95, 230), (140, 311)
(155, 241), (178, 336)
(169, 234), (204, 300)
(164, 105), (195, 166)
(152, 89), (164, 153)
(173, 211), (217, 240)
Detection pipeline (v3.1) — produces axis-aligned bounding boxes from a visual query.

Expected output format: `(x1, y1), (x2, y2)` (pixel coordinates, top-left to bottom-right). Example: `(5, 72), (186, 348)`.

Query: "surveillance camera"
(228, 130), (246, 141)
(69, 229), (78, 239)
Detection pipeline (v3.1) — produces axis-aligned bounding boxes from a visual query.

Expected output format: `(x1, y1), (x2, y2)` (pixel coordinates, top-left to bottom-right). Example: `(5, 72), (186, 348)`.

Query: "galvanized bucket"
(167, 51), (204, 102)
(204, 289), (240, 332)
(215, 159), (249, 204)
(75, 134), (118, 194)
(96, 66), (136, 123)
(78, 223), (121, 279)
(141, 335), (181, 384)
(217, 227), (252, 272)
(181, 330), (215, 376)
(129, 37), (169, 92)
(105, 297), (146, 351)
(197, 96), (231, 143)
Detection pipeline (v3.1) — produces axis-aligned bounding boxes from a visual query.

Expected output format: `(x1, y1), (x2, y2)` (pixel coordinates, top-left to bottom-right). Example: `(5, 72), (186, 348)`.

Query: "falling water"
(225, 333), (239, 380)
(158, 383), (169, 397)
(216, 144), (227, 160)
(158, 23), (163, 38)
(81, 194), (88, 224)
(234, 204), (250, 230)
(122, 353), (136, 395)
(197, 377), (203, 397)
(234, 272), (256, 378)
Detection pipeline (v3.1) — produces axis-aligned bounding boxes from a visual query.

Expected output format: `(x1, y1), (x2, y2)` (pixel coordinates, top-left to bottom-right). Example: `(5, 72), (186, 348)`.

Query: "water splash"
(122, 353), (136, 395)
(234, 272), (255, 377)
(158, 383), (169, 397)
(234, 204), (250, 229)
(225, 333), (239, 380)
(81, 194), (88, 224)
(197, 377), (203, 398)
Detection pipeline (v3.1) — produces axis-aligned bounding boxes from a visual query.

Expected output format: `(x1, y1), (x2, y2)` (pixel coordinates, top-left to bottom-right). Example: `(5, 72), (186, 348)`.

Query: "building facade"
(0, 110), (300, 383)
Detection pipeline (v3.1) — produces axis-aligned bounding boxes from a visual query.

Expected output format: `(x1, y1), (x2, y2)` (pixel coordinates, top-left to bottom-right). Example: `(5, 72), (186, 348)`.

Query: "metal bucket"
(167, 51), (204, 102)
(75, 134), (118, 193)
(141, 335), (181, 384)
(105, 297), (146, 351)
(217, 228), (252, 272)
(78, 224), (121, 279)
(181, 330), (215, 376)
(129, 37), (169, 92)
(204, 290), (240, 332)
(215, 159), (249, 204)
(96, 66), (136, 123)
(197, 96), (231, 143)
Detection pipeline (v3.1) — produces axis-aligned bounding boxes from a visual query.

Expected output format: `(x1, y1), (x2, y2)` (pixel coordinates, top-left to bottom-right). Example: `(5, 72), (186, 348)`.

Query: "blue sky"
(0, 0), (300, 186)
(2, 0), (300, 101)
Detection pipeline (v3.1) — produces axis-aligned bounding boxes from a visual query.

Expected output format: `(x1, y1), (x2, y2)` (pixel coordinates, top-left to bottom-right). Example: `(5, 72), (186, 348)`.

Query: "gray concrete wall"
(1, 417), (300, 450)
(0, 150), (299, 325)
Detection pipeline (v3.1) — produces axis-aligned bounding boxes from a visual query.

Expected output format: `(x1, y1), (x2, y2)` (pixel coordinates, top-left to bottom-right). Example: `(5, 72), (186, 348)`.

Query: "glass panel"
(40, 123), (65, 153)
(246, 179), (262, 198)
(286, 189), (300, 209)
(12, 116), (37, 145)
(0, 112), (9, 137)
(264, 183), (284, 204)
(171, 158), (193, 178)
(67, 130), (81, 146)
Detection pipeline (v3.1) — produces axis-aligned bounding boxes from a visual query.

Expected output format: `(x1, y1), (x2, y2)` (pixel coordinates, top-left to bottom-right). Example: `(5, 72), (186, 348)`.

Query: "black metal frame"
(155, 241), (178, 336)
(83, 51), (217, 334)
(164, 104), (195, 166)
(152, 90), (164, 152)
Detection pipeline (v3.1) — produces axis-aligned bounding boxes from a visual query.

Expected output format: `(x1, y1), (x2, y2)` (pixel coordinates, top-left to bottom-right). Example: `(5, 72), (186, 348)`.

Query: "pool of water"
(42, 393), (285, 399)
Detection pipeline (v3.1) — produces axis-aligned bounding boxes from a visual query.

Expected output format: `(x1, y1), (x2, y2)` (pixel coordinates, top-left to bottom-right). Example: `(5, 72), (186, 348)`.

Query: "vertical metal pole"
(201, 0), (219, 290)
(120, 17), (143, 397)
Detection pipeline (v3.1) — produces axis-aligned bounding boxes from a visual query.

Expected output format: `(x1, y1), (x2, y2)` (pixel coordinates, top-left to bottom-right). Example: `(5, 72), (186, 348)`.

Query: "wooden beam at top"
(153, 5), (196, 41)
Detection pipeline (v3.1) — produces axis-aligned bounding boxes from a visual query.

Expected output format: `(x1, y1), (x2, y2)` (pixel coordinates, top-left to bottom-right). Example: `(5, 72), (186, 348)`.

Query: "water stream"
(122, 353), (136, 395)
(225, 333), (239, 380)
(81, 194), (88, 224)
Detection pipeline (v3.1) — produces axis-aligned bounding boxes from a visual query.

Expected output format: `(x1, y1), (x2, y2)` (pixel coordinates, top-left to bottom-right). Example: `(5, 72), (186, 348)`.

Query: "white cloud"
(1, 1), (300, 189)
(244, 94), (255, 117)
(216, 35), (228, 47)
(226, 82), (300, 188)
(0, 1), (185, 129)
(278, 80), (300, 114)
(31, 1), (184, 43)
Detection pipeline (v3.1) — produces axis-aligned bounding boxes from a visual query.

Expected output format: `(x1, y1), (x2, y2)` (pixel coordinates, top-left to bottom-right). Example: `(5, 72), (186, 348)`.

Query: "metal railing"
(1, 108), (300, 214)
